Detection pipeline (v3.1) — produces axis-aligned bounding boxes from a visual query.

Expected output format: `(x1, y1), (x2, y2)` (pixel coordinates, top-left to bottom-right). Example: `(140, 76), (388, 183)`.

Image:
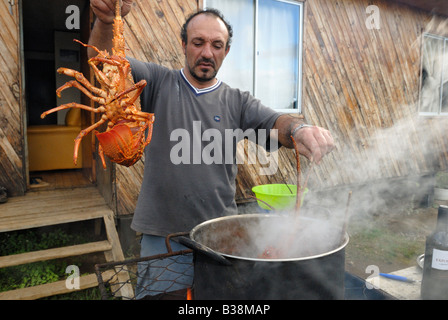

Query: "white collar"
(180, 69), (222, 96)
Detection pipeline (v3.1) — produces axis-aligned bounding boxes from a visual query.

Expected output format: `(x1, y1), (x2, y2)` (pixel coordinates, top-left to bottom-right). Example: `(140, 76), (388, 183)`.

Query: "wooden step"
(0, 270), (117, 300)
(0, 187), (113, 232)
(0, 187), (134, 299)
(0, 240), (112, 268)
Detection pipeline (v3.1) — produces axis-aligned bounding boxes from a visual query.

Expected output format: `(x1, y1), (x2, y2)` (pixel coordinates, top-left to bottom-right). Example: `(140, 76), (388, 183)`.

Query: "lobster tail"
(95, 123), (151, 167)
(112, 0), (126, 57)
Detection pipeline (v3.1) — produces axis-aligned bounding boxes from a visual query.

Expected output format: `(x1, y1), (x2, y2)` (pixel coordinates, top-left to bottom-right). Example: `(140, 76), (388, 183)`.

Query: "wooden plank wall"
(0, 0), (25, 197)
(291, 0), (448, 191)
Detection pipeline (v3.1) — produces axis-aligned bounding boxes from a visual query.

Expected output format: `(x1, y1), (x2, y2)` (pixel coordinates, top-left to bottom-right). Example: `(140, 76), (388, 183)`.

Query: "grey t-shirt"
(129, 58), (281, 236)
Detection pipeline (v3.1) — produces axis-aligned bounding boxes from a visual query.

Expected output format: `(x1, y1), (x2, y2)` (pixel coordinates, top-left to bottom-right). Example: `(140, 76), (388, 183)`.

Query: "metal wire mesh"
(95, 233), (193, 300)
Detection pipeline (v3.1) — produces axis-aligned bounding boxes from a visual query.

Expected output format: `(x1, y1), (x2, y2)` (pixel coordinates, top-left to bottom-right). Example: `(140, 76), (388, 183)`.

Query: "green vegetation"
(435, 171), (448, 188)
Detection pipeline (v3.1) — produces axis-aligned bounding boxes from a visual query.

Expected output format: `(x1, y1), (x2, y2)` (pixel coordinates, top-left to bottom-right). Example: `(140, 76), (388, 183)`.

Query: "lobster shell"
(95, 123), (151, 167)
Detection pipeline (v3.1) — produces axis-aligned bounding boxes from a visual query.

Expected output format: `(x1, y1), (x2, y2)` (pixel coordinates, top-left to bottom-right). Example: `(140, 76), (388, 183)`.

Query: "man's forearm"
(87, 19), (114, 58)
(271, 114), (305, 148)
(271, 113), (334, 164)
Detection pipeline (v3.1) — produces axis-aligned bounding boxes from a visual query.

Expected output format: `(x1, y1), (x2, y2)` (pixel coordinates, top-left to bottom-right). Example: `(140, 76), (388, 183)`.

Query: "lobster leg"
(127, 116), (154, 149)
(72, 39), (116, 89)
(97, 144), (108, 169)
(57, 80), (106, 105)
(113, 80), (147, 112)
(140, 118), (154, 147)
(89, 56), (122, 67)
(41, 102), (106, 119)
(119, 80), (147, 106)
(73, 39), (103, 57)
(57, 68), (108, 99)
(87, 57), (125, 90)
(73, 117), (107, 165)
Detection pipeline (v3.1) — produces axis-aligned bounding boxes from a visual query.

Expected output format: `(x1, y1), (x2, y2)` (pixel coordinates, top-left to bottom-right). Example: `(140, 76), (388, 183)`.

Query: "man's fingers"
(293, 126), (335, 163)
(90, 0), (115, 23)
(313, 128), (334, 162)
(90, 0), (133, 22)
(122, 0), (134, 16)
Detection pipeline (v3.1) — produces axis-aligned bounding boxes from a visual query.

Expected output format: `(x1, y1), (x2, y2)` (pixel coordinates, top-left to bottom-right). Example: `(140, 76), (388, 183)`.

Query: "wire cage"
(94, 233), (193, 300)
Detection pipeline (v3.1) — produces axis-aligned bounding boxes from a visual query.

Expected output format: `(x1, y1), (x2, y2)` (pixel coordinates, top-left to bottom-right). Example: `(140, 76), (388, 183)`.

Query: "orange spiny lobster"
(41, 0), (154, 169)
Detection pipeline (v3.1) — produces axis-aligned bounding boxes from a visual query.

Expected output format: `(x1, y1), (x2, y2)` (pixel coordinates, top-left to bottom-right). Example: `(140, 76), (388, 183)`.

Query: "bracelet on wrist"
(291, 123), (313, 137)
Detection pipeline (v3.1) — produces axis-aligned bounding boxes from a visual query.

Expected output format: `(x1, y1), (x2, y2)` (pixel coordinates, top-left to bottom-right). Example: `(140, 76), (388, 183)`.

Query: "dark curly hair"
(180, 8), (233, 50)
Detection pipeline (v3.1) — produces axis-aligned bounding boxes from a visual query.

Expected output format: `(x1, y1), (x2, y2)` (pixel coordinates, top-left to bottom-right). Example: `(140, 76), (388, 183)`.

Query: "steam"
(194, 212), (346, 260)
(240, 31), (447, 257)
(300, 26), (448, 232)
(307, 113), (447, 214)
(222, 109), (447, 260)
(228, 112), (447, 260)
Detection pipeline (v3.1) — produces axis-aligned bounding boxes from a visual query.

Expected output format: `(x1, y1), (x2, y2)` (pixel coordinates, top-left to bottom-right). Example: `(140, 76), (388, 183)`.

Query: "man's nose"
(201, 43), (213, 58)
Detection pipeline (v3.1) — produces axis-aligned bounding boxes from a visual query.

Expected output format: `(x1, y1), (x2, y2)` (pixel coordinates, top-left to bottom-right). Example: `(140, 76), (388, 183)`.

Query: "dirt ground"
(344, 198), (443, 279)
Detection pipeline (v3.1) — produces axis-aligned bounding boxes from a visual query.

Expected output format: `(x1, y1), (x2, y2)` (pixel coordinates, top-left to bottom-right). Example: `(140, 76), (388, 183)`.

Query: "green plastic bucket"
(251, 184), (308, 211)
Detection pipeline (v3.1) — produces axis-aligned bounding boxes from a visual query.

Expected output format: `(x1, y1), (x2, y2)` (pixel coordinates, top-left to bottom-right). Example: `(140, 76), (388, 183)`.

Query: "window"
(204, 0), (304, 113)
(419, 33), (448, 116)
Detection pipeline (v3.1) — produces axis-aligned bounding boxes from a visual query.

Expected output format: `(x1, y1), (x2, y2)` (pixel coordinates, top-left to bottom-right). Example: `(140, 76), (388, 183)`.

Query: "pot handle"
(178, 236), (232, 266)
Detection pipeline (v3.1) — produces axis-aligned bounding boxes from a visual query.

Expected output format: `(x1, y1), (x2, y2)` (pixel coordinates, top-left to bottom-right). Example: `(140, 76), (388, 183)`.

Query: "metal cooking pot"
(179, 211), (349, 300)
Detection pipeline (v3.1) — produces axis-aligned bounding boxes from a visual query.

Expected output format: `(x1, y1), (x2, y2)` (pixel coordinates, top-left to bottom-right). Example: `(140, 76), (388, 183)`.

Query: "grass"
(346, 224), (425, 277)
(352, 227), (422, 262)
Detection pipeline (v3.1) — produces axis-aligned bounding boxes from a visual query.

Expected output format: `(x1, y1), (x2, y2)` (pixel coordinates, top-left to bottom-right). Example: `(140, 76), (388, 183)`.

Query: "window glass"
(442, 39), (448, 114)
(205, 0), (303, 112)
(257, 0), (301, 110)
(419, 33), (448, 116)
(206, 0), (254, 93)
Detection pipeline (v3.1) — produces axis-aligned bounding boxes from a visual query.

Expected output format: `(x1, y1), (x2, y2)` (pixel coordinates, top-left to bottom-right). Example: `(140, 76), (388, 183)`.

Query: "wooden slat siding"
(308, 0), (368, 184)
(392, 0), (448, 17)
(304, 1), (370, 185)
(115, 162), (143, 216)
(376, 1), (440, 175)
(301, 0), (448, 191)
(0, 0), (24, 197)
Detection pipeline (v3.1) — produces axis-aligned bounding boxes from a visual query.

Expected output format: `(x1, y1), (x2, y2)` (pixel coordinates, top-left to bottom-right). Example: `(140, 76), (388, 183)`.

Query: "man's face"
(182, 14), (230, 87)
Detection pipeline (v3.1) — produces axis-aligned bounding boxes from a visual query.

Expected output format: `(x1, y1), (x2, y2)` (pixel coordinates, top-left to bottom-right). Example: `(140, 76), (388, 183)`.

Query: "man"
(89, 0), (334, 299)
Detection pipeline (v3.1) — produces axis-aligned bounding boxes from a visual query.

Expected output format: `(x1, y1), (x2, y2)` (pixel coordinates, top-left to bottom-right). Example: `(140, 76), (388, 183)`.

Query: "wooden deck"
(0, 186), (110, 232)
(29, 169), (92, 191)
(0, 184), (133, 299)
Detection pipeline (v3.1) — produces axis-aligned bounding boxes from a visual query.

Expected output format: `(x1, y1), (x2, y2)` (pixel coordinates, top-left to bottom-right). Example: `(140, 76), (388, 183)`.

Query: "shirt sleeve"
(240, 90), (282, 151)
(128, 58), (171, 114)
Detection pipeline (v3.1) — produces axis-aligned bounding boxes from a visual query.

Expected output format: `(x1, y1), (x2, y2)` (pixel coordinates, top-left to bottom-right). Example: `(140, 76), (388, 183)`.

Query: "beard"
(188, 58), (218, 83)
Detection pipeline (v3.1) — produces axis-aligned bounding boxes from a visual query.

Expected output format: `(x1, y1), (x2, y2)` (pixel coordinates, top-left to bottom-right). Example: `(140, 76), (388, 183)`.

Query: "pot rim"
(189, 213), (349, 263)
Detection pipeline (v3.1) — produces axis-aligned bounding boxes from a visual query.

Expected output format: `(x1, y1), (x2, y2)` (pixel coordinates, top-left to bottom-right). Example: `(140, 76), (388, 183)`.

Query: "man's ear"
(225, 45), (230, 57)
(182, 41), (186, 55)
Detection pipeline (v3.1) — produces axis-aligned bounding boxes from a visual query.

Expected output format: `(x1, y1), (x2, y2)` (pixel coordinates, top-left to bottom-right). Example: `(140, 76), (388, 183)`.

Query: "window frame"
(204, 0), (304, 113)
(418, 32), (448, 117)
